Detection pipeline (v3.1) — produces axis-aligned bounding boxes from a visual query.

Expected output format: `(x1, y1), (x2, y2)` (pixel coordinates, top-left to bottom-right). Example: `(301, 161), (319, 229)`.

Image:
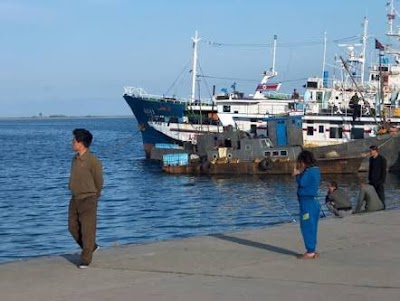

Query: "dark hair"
(369, 145), (378, 151)
(297, 150), (317, 168)
(73, 128), (93, 148)
(330, 181), (338, 189)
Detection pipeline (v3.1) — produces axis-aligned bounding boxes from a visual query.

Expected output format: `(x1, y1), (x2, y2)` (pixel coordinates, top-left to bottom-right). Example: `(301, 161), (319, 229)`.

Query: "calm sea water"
(0, 117), (399, 264)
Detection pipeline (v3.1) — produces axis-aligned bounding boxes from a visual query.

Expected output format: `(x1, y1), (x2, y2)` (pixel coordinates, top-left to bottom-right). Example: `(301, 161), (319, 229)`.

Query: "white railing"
(123, 87), (149, 97)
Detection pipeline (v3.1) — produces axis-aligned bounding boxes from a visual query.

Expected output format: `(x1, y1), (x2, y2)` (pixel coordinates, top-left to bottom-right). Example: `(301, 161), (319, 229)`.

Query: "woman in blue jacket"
(292, 150), (321, 259)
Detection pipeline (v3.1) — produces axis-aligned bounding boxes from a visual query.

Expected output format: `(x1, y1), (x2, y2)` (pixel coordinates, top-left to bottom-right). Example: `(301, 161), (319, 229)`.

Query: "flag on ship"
(256, 82), (281, 91)
(375, 39), (385, 51)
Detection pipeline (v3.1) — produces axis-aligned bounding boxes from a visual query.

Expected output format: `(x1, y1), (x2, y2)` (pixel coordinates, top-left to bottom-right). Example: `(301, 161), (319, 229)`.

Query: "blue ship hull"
(123, 94), (187, 157)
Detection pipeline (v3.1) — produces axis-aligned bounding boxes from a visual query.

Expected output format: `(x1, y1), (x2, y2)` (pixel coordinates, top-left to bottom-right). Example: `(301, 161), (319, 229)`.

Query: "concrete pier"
(1, 210), (399, 301)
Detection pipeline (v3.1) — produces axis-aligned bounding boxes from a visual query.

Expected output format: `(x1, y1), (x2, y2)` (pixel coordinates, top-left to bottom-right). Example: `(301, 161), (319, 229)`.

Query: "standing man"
(350, 93), (361, 121)
(368, 145), (387, 209)
(69, 128), (103, 268)
(291, 88), (300, 100)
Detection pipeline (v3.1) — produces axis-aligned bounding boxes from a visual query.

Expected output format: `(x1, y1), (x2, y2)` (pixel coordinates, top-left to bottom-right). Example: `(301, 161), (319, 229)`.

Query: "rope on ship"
(204, 39), (324, 48)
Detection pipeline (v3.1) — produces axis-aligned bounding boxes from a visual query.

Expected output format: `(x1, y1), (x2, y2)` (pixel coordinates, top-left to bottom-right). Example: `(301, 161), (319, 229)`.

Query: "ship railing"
(304, 102), (400, 119)
(263, 91), (296, 100)
(123, 86), (206, 104)
(123, 86), (177, 101)
(123, 87), (150, 97)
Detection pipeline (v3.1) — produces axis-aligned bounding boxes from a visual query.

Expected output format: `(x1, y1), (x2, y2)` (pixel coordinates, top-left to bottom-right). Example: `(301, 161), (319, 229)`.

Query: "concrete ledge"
(1, 210), (400, 301)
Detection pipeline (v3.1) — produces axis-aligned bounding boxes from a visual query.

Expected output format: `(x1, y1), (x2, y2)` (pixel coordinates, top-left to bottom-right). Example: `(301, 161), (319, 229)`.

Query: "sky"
(0, 0), (394, 117)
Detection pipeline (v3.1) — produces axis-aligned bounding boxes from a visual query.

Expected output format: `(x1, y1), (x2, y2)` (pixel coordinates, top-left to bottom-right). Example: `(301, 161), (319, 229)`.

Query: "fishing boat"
(163, 156), (364, 175)
(124, 1), (400, 163)
(161, 129), (365, 175)
(123, 33), (301, 157)
(123, 32), (216, 157)
(302, 9), (400, 148)
(159, 113), (400, 175)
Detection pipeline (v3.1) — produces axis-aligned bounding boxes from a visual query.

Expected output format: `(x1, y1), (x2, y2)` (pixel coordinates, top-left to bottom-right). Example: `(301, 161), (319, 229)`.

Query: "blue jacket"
(296, 166), (321, 198)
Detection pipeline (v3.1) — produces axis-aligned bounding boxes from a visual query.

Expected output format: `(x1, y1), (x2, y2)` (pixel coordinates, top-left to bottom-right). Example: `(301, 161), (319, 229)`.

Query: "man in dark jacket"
(368, 145), (387, 209)
(325, 181), (352, 217)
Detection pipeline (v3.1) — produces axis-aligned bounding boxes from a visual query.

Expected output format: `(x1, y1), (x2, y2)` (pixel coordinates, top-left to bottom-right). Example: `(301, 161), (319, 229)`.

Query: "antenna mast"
(387, 0), (396, 36)
(191, 31), (200, 103)
(271, 35), (277, 76)
(322, 32), (327, 80)
(361, 17), (368, 84)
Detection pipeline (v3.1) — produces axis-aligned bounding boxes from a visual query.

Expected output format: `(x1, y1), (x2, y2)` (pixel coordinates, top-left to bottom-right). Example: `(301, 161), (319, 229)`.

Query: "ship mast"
(191, 31), (200, 103)
(337, 17), (367, 88)
(271, 34), (277, 76)
(361, 17), (368, 84)
(322, 31), (327, 82)
(387, 0), (396, 36)
(260, 35), (278, 83)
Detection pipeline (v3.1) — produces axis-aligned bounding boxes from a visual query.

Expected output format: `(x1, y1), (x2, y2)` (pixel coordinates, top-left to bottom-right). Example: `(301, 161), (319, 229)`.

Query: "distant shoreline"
(0, 115), (133, 121)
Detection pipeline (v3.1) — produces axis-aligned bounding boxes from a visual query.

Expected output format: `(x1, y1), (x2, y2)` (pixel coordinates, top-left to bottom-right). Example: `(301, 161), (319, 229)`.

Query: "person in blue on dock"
(292, 150), (321, 259)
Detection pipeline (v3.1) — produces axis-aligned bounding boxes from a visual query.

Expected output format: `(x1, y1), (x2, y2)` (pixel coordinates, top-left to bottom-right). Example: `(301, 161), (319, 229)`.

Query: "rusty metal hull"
(162, 156), (364, 175)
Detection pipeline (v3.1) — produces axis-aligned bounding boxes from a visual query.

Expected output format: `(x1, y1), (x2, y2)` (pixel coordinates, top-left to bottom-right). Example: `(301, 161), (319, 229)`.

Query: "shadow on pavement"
(60, 254), (80, 266)
(210, 233), (298, 256)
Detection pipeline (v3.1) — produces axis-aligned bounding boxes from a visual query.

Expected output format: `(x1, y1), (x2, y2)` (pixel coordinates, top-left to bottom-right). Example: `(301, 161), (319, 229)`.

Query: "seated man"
(325, 181), (352, 217)
(353, 183), (384, 214)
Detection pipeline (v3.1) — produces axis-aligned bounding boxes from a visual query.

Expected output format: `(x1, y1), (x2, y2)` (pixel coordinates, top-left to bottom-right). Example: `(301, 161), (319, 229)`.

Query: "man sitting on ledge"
(353, 183), (384, 214)
(325, 181), (352, 217)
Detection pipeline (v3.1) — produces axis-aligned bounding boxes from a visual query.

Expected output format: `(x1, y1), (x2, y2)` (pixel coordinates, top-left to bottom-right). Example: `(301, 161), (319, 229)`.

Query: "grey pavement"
(1, 210), (399, 301)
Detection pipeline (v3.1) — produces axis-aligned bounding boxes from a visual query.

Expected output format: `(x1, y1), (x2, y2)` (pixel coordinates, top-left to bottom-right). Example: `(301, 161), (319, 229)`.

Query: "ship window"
(329, 127), (343, 138)
(307, 81), (318, 88)
(329, 128), (336, 138)
(316, 92), (323, 102)
(272, 151), (279, 156)
(351, 127), (364, 139)
(319, 125), (324, 133)
(250, 124), (257, 133)
(307, 126), (314, 136)
(261, 139), (272, 148)
(338, 127), (343, 138)
(264, 151), (271, 157)
(280, 150), (287, 156)
(371, 74), (379, 81)
(223, 105), (231, 112)
(245, 145), (251, 150)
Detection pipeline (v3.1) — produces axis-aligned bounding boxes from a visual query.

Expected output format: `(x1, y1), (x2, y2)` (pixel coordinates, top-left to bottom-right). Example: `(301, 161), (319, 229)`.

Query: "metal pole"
(191, 31), (200, 103)
(272, 35), (277, 74)
(322, 32), (327, 80)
